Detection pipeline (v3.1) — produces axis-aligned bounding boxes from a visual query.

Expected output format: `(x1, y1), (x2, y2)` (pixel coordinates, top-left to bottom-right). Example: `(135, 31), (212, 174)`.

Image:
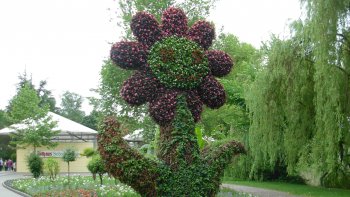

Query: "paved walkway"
(222, 183), (300, 197)
(0, 171), (30, 197)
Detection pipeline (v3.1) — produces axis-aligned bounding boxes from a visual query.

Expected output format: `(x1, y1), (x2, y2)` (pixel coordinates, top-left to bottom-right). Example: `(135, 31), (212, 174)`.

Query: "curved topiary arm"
(201, 140), (246, 196)
(98, 117), (159, 196)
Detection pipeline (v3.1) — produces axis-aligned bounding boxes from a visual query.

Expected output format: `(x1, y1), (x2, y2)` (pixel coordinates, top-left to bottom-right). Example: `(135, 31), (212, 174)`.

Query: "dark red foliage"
(188, 21), (215, 50)
(186, 90), (203, 122)
(161, 7), (188, 37)
(111, 8), (233, 124)
(110, 41), (147, 69)
(149, 91), (178, 126)
(120, 70), (161, 106)
(206, 50), (234, 77)
(199, 75), (226, 109)
(131, 12), (162, 48)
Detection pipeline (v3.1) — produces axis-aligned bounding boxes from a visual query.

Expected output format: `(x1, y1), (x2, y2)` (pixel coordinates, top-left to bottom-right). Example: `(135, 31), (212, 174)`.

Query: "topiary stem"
(99, 96), (245, 196)
(157, 95), (199, 169)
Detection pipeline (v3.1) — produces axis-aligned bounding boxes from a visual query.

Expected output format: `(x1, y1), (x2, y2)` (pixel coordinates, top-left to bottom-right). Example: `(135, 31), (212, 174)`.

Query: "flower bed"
(11, 175), (139, 197)
(10, 174), (254, 196)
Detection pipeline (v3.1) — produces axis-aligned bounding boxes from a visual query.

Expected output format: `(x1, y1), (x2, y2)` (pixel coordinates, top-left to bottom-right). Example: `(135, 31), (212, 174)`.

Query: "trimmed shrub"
(44, 158), (59, 180)
(87, 154), (107, 185)
(27, 153), (43, 178)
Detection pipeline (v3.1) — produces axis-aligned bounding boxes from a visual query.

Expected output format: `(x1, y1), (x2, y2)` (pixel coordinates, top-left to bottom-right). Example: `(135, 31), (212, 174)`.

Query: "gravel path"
(222, 183), (301, 197)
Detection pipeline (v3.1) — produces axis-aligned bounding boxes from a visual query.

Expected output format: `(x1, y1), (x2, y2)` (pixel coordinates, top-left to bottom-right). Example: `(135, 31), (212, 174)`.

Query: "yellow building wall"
(16, 142), (95, 173)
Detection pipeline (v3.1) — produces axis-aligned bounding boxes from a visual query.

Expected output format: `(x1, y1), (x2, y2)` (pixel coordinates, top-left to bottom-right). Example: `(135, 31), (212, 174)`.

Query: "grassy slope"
(223, 180), (350, 197)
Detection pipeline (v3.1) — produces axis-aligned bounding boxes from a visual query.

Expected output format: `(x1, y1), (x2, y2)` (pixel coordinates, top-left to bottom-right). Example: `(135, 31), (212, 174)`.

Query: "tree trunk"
(98, 95), (245, 196)
(99, 173), (103, 185)
(68, 162), (70, 187)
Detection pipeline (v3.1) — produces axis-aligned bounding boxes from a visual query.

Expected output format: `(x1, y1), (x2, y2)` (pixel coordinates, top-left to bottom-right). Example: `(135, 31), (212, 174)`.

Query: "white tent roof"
(0, 112), (97, 141)
(123, 129), (143, 141)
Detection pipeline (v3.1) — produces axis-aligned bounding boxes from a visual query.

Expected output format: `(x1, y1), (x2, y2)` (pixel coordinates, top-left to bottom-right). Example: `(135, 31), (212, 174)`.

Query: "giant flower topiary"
(110, 7), (233, 125)
(99, 7), (245, 197)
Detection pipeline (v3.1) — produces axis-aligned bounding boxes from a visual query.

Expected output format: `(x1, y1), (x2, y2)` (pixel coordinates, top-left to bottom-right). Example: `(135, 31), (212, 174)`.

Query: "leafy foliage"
(81, 110), (100, 130)
(98, 117), (159, 196)
(8, 83), (43, 123)
(87, 154), (107, 185)
(81, 147), (97, 158)
(44, 158), (59, 180)
(148, 36), (209, 89)
(10, 113), (59, 153)
(27, 153), (43, 178)
(243, 14), (350, 188)
(62, 148), (77, 185)
(58, 91), (85, 123)
(93, 60), (155, 142)
(298, 0), (350, 188)
(62, 148), (77, 163)
(0, 110), (11, 129)
(37, 80), (57, 112)
(200, 33), (259, 139)
(99, 95), (245, 196)
(9, 71), (57, 113)
(7, 83), (60, 153)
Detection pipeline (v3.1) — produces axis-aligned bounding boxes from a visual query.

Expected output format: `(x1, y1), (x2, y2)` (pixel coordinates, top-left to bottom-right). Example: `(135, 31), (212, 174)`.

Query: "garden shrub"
(87, 154), (107, 185)
(62, 148), (77, 185)
(27, 153), (43, 178)
(81, 147), (97, 158)
(321, 168), (350, 189)
(44, 158), (59, 180)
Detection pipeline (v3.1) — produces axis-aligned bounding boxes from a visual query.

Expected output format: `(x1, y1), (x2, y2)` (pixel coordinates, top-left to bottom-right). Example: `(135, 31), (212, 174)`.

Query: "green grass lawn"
(223, 180), (350, 197)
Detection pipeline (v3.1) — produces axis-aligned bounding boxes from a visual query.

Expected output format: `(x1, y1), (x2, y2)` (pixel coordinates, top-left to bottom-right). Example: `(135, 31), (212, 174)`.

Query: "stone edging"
(3, 179), (31, 197)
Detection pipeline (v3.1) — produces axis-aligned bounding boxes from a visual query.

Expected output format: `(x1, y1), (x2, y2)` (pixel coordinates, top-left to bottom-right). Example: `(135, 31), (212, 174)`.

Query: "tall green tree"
(16, 70), (35, 91)
(82, 110), (100, 130)
(0, 110), (13, 159)
(201, 33), (259, 139)
(299, 0), (350, 188)
(58, 91), (85, 123)
(0, 110), (11, 129)
(8, 83), (43, 123)
(8, 83), (59, 153)
(9, 71), (57, 113)
(10, 114), (59, 153)
(246, 23), (316, 180)
(245, 14), (350, 187)
(37, 80), (57, 112)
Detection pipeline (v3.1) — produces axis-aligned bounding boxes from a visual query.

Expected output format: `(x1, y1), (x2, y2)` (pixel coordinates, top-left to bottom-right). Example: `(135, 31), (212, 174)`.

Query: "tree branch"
(337, 33), (350, 46)
(98, 117), (159, 196)
(335, 65), (350, 78)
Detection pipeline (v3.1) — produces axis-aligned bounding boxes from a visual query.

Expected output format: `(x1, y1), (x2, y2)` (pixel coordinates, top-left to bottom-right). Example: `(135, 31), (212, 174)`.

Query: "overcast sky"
(0, 0), (302, 112)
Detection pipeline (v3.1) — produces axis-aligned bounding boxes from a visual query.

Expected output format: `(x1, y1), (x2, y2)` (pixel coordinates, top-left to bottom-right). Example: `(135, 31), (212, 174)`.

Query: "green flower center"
(148, 36), (209, 89)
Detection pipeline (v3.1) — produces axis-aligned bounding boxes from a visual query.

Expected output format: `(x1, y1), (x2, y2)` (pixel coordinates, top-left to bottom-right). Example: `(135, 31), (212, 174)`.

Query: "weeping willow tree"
(247, 21), (316, 182)
(300, 0), (350, 188)
(246, 0), (350, 188)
